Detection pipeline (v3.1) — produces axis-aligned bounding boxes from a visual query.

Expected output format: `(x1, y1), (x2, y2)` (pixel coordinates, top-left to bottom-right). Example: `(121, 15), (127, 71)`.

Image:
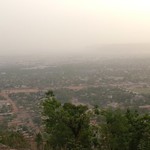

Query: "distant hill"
(91, 43), (150, 58)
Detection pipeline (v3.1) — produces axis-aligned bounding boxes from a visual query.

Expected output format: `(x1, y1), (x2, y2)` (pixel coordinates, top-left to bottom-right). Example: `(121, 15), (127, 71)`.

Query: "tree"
(41, 91), (95, 150)
(99, 109), (150, 150)
(99, 109), (131, 150)
(125, 110), (150, 150)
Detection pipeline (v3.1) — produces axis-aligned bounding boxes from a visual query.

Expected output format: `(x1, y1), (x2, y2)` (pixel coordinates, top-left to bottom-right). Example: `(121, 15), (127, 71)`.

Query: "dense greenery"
(41, 91), (150, 150)
(41, 91), (95, 150)
(99, 109), (150, 150)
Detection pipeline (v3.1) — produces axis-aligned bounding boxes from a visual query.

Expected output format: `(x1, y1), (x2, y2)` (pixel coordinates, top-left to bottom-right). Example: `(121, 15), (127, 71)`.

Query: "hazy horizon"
(1, 0), (150, 56)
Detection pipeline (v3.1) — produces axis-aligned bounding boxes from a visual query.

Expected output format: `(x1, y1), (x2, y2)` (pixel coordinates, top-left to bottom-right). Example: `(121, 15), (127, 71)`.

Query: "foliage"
(41, 91), (150, 150)
(99, 109), (150, 150)
(42, 90), (96, 150)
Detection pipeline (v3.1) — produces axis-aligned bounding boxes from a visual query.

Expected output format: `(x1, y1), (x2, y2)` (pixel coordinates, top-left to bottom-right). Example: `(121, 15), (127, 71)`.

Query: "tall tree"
(42, 91), (95, 150)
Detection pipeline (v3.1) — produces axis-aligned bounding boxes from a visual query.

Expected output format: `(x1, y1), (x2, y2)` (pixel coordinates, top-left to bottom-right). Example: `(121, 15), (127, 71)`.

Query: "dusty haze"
(0, 0), (150, 56)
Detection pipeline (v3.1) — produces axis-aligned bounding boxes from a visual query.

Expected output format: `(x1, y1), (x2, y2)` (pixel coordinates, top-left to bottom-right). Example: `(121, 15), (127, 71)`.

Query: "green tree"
(99, 109), (130, 150)
(99, 109), (150, 150)
(42, 91), (95, 150)
(126, 110), (150, 150)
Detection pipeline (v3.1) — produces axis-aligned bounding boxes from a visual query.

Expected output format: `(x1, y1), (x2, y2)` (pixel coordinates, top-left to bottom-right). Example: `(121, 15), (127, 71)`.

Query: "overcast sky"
(0, 0), (150, 56)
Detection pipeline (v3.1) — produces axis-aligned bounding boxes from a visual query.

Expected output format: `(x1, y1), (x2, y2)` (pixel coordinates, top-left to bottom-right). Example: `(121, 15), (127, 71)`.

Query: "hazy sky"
(0, 0), (150, 55)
